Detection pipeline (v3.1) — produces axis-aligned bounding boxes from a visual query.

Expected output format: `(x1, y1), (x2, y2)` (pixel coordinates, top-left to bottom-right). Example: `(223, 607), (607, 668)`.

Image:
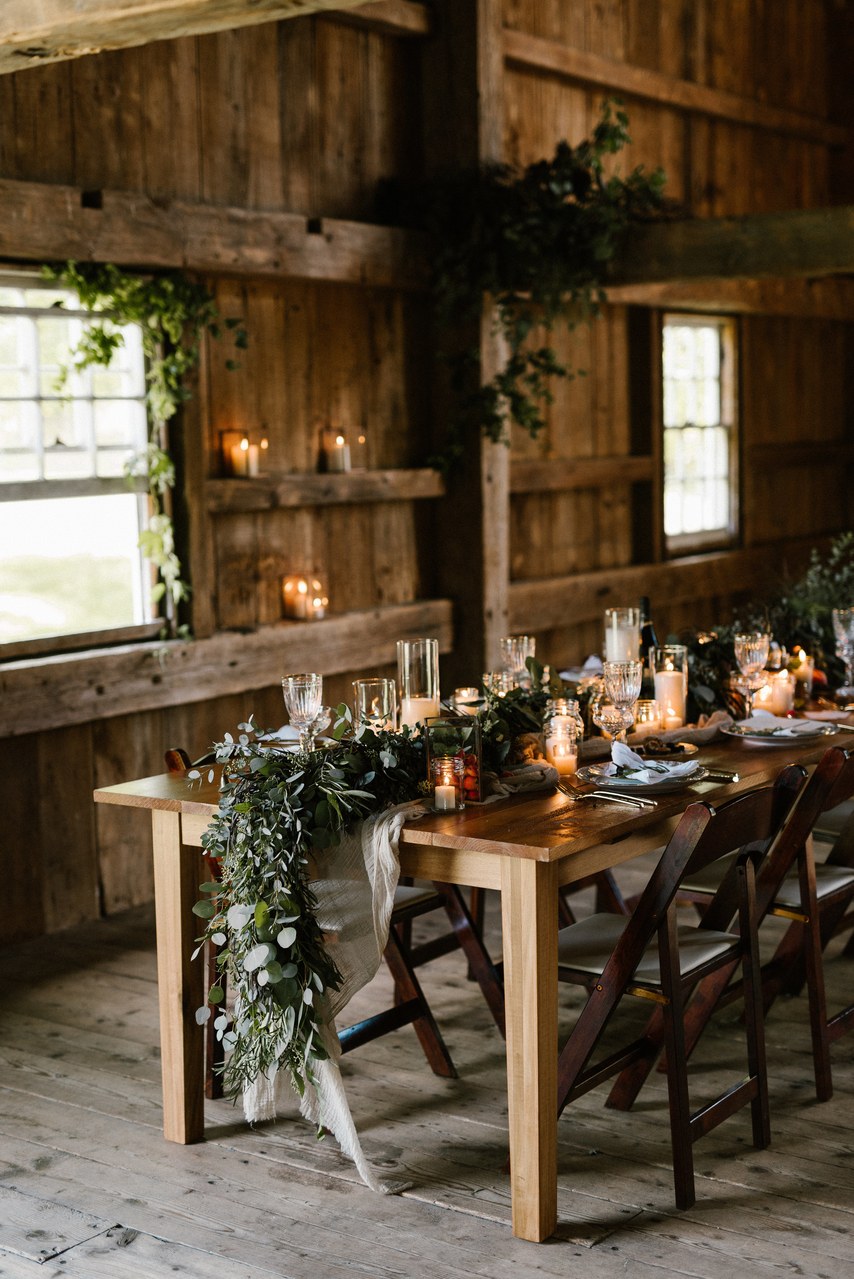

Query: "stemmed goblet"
(282, 672), (323, 754)
(733, 632), (771, 719)
(832, 608), (854, 699)
(600, 660), (643, 745)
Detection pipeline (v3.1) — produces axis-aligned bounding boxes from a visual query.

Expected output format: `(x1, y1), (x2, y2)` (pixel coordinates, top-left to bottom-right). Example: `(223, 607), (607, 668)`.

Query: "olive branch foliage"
(44, 261), (247, 634)
(422, 100), (668, 465)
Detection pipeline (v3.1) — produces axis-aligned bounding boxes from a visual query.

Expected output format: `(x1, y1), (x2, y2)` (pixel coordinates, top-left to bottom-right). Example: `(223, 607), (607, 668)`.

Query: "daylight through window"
(0, 273), (153, 648)
(662, 314), (737, 554)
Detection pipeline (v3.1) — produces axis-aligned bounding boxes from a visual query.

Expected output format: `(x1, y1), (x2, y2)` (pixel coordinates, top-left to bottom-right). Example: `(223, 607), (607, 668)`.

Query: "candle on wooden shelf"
(230, 436), (260, 477)
(282, 575), (328, 621)
(322, 428), (351, 473)
(351, 429), (368, 470)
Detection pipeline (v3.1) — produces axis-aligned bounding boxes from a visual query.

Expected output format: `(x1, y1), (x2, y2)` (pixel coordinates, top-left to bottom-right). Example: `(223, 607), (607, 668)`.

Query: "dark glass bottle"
(639, 597), (658, 698)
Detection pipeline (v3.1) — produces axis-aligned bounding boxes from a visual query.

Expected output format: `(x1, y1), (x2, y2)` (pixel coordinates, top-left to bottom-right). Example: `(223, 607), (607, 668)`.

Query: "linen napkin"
(740, 710), (825, 737)
(604, 740), (700, 785)
(485, 760), (560, 797)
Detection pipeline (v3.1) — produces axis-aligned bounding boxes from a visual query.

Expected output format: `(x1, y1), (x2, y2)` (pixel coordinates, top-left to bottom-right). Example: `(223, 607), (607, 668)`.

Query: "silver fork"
(558, 781), (656, 810)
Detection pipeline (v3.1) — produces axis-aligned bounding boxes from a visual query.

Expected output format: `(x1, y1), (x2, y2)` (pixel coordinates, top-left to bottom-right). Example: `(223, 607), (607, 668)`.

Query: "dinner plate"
(720, 723), (836, 746)
(576, 763), (708, 793)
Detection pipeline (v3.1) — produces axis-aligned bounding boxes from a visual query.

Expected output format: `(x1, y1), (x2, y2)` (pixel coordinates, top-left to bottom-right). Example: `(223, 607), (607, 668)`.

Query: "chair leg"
(798, 865), (834, 1102)
(658, 911), (695, 1210)
(382, 928), (457, 1078)
(738, 862), (771, 1150)
(433, 881), (506, 1037)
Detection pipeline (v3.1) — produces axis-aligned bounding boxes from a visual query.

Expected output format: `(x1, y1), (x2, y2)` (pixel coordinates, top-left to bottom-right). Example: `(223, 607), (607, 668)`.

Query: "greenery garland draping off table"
(94, 713), (854, 1242)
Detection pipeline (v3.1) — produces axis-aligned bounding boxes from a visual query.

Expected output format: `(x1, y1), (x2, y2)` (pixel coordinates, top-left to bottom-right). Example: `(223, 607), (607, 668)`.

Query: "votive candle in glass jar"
(633, 699), (663, 736)
(353, 677), (397, 730)
(431, 755), (464, 811)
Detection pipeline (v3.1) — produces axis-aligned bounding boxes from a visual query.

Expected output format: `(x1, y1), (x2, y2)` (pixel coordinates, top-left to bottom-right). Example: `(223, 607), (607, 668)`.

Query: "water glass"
(499, 634), (536, 688)
(353, 677), (397, 730)
(733, 632), (771, 718)
(603, 660), (643, 744)
(603, 607), (640, 663)
(832, 607), (854, 697)
(282, 672), (323, 753)
(397, 638), (440, 729)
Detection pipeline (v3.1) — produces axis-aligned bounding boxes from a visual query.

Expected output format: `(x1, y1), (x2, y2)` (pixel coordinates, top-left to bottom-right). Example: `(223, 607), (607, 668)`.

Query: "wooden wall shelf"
(206, 467), (445, 513)
(0, 599), (453, 738)
(510, 456), (653, 494)
(0, 178), (428, 290)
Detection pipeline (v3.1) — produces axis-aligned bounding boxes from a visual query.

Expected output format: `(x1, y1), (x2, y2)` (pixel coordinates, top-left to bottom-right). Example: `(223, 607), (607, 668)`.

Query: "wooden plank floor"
(0, 872), (852, 1279)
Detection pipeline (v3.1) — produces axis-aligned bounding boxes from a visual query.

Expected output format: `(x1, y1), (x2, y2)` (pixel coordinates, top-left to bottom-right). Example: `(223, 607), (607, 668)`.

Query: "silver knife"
(575, 789), (657, 809)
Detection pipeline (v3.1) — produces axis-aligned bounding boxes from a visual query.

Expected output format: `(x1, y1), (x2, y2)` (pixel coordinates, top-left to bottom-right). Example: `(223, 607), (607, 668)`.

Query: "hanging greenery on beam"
(44, 261), (247, 635)
(422, 100), (669, 464)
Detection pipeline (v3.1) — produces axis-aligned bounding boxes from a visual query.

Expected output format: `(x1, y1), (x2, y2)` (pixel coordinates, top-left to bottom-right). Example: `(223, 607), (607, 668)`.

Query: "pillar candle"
(399, 695), (441, 730)
(653, 669), (686, 726)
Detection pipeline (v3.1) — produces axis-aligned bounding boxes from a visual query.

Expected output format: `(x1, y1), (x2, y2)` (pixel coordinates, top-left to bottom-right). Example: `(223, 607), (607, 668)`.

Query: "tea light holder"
(754, 671), (795, 715)
(282, 574), (329, 621)
(453, 686), (481, 715)
(321, 427), (351, 473)
(431, 755), (465, 812)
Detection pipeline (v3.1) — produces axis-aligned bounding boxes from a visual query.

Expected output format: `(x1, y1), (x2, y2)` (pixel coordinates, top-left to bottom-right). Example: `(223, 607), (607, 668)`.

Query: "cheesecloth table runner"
(243, 798), (425, 1193)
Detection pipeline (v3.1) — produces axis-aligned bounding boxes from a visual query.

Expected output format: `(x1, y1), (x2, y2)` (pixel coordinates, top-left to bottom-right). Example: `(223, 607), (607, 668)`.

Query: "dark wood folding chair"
(553, 764), (806, 1211)
(625, 746), (854, 1106)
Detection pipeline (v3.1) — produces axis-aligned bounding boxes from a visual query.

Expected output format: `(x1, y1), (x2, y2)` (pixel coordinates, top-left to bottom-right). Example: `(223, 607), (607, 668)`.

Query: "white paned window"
(0, 273), (154, 652)
(662, 314), (738, 555)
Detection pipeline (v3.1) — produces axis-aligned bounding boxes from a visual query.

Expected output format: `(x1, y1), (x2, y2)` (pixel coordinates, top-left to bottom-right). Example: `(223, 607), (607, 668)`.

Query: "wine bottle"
(639, 597), (658, 698)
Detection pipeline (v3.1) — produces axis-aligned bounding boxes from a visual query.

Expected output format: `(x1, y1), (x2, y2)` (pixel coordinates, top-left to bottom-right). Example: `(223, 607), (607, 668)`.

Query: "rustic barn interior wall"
(0, 0), (851, 943)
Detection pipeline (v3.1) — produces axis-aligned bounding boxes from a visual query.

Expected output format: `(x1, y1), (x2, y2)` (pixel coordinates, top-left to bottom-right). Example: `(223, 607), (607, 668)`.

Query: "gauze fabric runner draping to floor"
(243, 799), (424, 1193)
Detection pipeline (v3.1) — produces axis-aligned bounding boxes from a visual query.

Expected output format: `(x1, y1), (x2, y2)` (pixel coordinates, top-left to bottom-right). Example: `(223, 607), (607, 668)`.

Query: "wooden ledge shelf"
(0, 178), (428, 291)
(0, 599), (453, 738)
(206, 467), (445, 513)
(511, 455), (653, 494)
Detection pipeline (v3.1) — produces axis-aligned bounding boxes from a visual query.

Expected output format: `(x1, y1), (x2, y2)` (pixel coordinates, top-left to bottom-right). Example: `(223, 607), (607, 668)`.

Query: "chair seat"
(680, 851), (737, 894)
(773, 862), (854, 910)
(393, 883), (441, 912)
(813, 798), (854, 841)
(557, 913), (739, 985)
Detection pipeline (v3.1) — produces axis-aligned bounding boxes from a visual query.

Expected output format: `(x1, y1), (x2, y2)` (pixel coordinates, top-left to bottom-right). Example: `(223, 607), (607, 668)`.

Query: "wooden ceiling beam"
(0, 0), (428, 75)
(609, 206), (854, 287)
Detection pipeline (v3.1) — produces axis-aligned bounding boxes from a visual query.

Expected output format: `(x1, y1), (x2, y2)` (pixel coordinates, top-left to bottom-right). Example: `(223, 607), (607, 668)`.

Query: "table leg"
(500, 856), (559, 1242)
(151, 809), (205, 1144)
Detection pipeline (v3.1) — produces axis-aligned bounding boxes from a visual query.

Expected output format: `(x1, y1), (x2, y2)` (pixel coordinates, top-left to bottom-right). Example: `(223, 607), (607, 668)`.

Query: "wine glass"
(601, 660), (643, 744)
(832, 608), (854, 699)
(733, 632), (771, 719)
(282, 672), (323, 753)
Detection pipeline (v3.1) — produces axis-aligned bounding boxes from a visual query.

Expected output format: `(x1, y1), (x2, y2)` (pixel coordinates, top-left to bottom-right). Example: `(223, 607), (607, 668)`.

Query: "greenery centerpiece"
(684, 532), (854, 718)
(422, 100), (668, 463)
(45, 261), (246, 634)
(193, 673), (564, 1102)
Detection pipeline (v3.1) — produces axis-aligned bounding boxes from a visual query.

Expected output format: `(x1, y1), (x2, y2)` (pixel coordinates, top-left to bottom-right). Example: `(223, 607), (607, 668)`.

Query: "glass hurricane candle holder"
(397, 637), (440, 729)
(604, 607), (641, 663)
(353, 677), (397, 730)
(651, 645), (689, 727)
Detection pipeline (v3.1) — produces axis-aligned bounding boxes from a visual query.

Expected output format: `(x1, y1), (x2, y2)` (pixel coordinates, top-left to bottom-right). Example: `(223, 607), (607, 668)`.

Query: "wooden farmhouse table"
(94, 720), (853, 1242)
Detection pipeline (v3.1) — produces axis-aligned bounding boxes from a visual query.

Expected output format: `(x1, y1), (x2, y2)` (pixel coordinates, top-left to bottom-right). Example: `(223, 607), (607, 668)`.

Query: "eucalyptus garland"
(423, 99), (668, 461)
(44, 261), (247, 633)
(193, 674), (566, 1101)
(193, 713), (429, 1098)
